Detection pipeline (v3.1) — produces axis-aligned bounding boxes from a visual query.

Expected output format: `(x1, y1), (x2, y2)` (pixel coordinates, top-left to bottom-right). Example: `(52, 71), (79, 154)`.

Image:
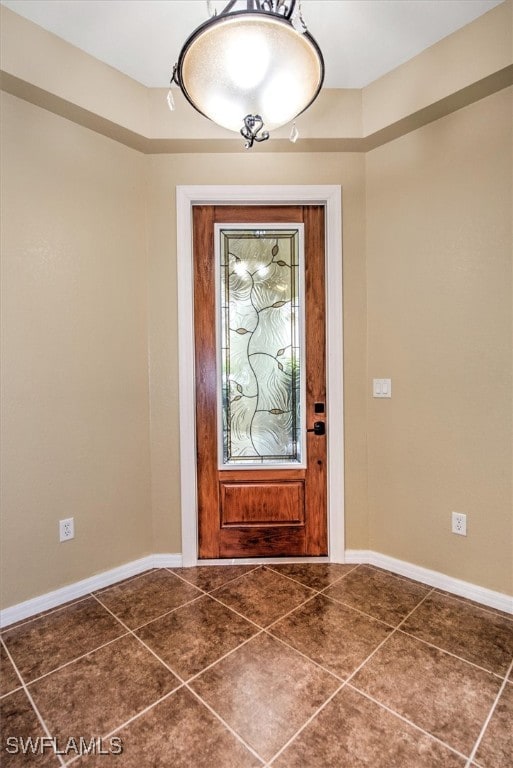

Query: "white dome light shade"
(177, 15), (324, 134)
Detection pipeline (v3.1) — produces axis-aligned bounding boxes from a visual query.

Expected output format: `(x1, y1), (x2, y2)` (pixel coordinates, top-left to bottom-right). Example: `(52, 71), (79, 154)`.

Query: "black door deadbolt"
(307, 421), (326, 436)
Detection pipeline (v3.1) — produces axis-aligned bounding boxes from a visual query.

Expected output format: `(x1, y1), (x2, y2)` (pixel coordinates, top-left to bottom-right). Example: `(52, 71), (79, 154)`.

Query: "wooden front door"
(194, 205), (327, 558)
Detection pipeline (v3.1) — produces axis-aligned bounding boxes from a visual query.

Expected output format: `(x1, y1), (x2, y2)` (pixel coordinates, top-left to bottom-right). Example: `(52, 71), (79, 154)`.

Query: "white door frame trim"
(176, 185), (344, 565)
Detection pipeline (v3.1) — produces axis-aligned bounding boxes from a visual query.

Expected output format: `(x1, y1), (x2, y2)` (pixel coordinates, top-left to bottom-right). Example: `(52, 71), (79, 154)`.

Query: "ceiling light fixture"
(168, 0), (324, 148)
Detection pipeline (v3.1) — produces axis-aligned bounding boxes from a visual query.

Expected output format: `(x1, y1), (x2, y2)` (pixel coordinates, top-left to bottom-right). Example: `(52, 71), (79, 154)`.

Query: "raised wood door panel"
(194, 205), (327, 559)
(220, 480), (305, 526)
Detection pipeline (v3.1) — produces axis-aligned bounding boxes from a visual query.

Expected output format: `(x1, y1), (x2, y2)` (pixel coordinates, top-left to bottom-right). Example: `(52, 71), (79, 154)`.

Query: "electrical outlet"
(451, 512), (467, 536)
(59, 517), (74, 542)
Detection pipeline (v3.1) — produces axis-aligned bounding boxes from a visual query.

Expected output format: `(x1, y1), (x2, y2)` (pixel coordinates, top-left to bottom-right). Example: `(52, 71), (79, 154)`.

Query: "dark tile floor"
(1, 564), (512, 767)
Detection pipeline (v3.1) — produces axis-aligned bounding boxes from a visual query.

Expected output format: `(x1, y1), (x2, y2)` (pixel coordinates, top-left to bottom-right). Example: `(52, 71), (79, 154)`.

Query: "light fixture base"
(240, 114), (270, 149)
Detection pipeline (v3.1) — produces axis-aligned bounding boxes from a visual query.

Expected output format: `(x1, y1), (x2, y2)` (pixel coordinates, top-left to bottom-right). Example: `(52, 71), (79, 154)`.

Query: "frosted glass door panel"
(216, 225), (305, 467)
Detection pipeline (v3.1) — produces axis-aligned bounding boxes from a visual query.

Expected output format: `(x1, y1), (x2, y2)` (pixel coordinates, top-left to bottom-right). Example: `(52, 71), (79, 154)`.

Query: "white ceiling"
(1, 0), (503, 88)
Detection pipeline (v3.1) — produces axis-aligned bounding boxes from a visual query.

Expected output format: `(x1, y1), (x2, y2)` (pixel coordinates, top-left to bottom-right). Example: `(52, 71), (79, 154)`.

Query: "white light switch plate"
(373, 378), (392, 398)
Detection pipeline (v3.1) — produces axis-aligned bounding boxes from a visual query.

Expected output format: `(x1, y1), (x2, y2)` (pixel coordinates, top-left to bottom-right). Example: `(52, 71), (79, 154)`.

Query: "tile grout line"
(430, 588), (513, 623)
(266, 589), (466, 766)
(6, 574), (308, 697)
(262, 628), (346, 683)
(3, 611), (261, 768)
(98, 684), (267, 768)
(91, 569), (361, 766)
(52, 594), (190, 764)
(127, 593), (207, 631)
(0, 568), (157, 634)
(2, 590), (140, 685)
(365, 563), (438, 589)
(2, 584), (182, 764)
(263, 562), (361, 591)
(92, 568), (218, 629)
(100, 688), (184, 740)
(183, 682), (267, 765)
(0, 636), (67, 768)
(89, 591), (267, 764)
(0, 595), (93, 634)
(182, 591), (266, 632)
(91, 565), (245, 631)
(181, 563), (387, 635)
(266, 681), (347, 765)
(396, 626), (509, 680)
(345, 682), (472, 763)
(267, 587), (446, 765)
(183, 628), (265, 685)
(197, 565), (334, 627)
(2, 587), (220, 690)
(71, 598), (268, 767)
(91, 592), (190, 678)
(313, 579), (513, 679)
(190, 565), (362, 634)
(255, 579), (511, 766)
(266, 578), (504, 763)
(240, 588), (325, 631)
(62, 688), (183, 767)
(0, 688), (24, 701)
(176, 572), (454, 763)
(312, 589), (401, 629)
(342, 588), (437, 689)
(108, 571), (356, 738)
(217, 591), (318, 630)
(464, 656), (513, 768)
(165, 563), (262, 591)
(118, 567), (269, 633)
(338, 586), (506, 765)
(0, 634), (32, 694)
(90, 568), (158, 598)
(95, 580), (298, 696)
(259, 572), (452, 667)
(198, 571), (323, 630)
(90, 565), (337, 637)
(266, 586), (444, 765)
(95, 569), (513, 656)
(0, 563), (347, 635)
(93, 568), (239, 634)
(1, 584), (168, 688)
(21, 629), (134, 687)
(0, 646), (23, 701)
(164, 575), (358, 763)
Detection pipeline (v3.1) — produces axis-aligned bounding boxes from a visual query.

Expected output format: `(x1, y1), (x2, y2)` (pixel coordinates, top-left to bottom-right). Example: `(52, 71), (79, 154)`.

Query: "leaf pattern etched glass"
(219, 228), (302, 465)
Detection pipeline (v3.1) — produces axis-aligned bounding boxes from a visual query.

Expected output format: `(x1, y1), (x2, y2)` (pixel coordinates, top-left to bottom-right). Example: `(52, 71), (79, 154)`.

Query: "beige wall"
(366, 88), (513, 594)
(1, 84), (512, 608)
(0, 93), (368, 608)
(0, 93), (153, 607)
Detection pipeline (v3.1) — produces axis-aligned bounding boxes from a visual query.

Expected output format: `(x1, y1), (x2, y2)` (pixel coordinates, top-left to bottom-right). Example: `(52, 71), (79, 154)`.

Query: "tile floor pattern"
(1, 564), (512, 767)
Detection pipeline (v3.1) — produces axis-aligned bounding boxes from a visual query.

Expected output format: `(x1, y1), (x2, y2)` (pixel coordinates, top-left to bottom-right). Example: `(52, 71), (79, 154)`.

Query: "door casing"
(176, 185), (344, 566)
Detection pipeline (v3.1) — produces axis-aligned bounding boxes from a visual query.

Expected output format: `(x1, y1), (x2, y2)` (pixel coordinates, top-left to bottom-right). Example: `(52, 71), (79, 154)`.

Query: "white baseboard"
(2, 549), (511, 628)
(345, 550), (513, 615)
(0, 553), (182, 628)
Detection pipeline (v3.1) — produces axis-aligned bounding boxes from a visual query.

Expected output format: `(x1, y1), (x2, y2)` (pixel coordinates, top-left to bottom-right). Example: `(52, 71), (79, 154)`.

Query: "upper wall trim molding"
(1, 66), (512, 155)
